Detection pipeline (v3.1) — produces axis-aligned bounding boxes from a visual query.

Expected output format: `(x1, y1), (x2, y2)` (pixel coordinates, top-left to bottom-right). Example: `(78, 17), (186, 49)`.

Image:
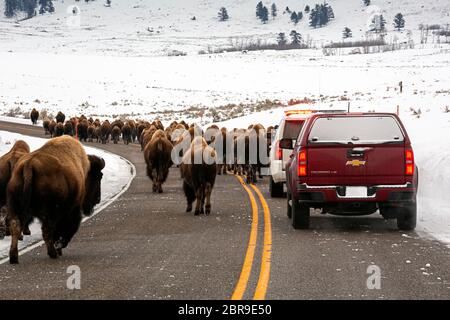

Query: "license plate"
(345, 187), (368, 198)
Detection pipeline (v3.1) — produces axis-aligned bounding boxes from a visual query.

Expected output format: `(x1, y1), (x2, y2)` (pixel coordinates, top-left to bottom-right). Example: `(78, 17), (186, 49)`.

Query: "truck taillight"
(275, 141), (282, 160)
(405, 149), (414, 175)
(298, 150), (307, 176)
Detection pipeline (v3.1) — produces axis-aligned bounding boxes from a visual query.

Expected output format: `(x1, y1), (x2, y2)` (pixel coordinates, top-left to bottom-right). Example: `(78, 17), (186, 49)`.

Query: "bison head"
(83, 155), (105, 216)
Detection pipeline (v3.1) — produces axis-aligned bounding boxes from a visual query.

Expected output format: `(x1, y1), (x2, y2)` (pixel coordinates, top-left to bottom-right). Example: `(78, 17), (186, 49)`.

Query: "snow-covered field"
(1, 0), (449, 56)
(0, 131), (135, 260)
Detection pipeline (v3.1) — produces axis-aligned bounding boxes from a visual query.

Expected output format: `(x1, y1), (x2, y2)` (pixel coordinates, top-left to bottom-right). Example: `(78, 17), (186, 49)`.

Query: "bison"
(87, 125), (95, 142)
(100, 120), (111, 144)
(56, 111), (65, 124)
(7, 136), (105, 264)
(64, 121), (74, 136)
(77, 120), (89, 142)
(30, 108), (39, 125)
(43, 119), (50, 135)
(121, 123), (132, 145)
(48, 120), (57, 137)
(0, 141), (31, 238)
(143, 130), (173, 193)
(111, 126), (121, 144)
(180, 137), (217, 215)
(54, 122), (64, 137)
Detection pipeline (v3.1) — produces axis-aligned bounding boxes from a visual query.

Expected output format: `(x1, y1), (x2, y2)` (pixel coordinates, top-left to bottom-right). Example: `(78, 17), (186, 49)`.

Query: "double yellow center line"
(231, 175), (272, 300)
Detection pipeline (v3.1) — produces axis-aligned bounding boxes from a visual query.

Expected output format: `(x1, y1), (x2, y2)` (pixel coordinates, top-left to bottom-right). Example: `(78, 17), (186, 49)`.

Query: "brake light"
(275, 141), (282, 160)
(405, 149), (414, 175)
(298, 150), (307, 176)
(284, 110), (313, 116)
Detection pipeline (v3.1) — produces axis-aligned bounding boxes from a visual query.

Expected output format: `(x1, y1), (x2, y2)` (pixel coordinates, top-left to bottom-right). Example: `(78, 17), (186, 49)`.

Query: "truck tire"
(292, 199), (310, 229)
(286, 190), (292, 219)
(270, 176), (284, 198)
(397, 202), (417, 231)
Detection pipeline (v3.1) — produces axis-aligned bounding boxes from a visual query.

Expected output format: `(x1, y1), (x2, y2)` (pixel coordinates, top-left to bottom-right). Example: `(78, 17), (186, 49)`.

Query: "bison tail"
(157, 140), (163, 152)
(22, 163), (33, 218)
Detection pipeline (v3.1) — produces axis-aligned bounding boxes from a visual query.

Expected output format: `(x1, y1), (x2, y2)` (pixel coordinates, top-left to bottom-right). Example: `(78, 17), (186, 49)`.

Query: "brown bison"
(77, 119), (89, 142)
(87, 125), (95, 142)
(180, 137), (217, 215)
(55, 111), (65, 124)
(144, 130), (173, 193)
(64, 121), (74, 136)
(30, 108), (39, 125)
(55, 122), (64, 137)
(121, 123), (132, 145)
(0, 141), (31, 238)
(48, 120), (57, 137)
(100, 120), (111, 144)
(7, 136), (105, 264)
(111, 126), (121, 144)
(43, 119), (50, 135)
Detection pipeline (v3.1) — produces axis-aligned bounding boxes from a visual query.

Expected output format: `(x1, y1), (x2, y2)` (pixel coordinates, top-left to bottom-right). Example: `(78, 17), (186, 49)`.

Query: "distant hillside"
(0, 0), (449, 56)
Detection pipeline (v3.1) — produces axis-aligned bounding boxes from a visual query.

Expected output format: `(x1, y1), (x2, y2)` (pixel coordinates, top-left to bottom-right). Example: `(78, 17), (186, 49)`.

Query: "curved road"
(0, 121), (449, 299)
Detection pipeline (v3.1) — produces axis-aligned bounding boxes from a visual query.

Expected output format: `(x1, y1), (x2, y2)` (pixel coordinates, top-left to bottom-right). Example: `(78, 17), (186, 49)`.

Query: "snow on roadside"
(0, 131), (135, 260)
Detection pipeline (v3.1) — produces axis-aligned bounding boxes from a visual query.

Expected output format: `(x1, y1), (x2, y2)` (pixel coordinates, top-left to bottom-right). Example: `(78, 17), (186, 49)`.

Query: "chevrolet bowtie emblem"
(346, 159), (366, 167)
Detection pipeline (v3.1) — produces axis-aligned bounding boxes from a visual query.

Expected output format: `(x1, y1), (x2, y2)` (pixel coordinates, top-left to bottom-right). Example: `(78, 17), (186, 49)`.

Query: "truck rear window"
(283, 120), (305, 140)
(308, 116), (404, 144)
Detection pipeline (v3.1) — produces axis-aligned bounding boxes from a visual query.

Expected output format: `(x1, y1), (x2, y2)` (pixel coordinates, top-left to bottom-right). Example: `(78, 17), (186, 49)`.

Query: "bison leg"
(205, 183), (213, 215)
(41, 221), (58, 259)
(8, 218), (21, 264)
(194, 187), (204, 215)
(183, 181), (195, 213)
(54, 208), (82, 255)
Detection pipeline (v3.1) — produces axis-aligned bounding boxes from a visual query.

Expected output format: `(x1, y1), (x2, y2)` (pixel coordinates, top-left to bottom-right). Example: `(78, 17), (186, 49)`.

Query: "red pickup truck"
(283, 113), (418, 230)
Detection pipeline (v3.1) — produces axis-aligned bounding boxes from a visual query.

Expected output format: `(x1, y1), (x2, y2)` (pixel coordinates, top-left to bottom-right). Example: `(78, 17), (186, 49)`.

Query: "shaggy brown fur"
(143, 130), (173, 193)
(55, 122), (64, 137)
(111, 126), (121, 144)
(48, 120), (57, 137)
(30, 108), (39, 125)
(87, 125), (95, 142)
(64, 121), (74, 136)
(121, 123), (132, 145)
(7, 136), (105, 264)
(180, 137), (217, 215)
(140, 125), (157, 151)
(100, 120), (111, 144)
(77, 119), (89, 142)
(55, 111), (65, 124)
(43, 119), (50, 135)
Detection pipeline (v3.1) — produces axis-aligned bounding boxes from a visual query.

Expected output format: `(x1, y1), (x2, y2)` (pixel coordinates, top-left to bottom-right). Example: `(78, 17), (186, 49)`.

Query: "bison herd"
(0, 108), (275, 264)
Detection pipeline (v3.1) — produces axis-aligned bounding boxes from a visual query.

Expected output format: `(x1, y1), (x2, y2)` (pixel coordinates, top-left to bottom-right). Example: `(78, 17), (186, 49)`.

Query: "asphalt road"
(0, 120), (449, 300)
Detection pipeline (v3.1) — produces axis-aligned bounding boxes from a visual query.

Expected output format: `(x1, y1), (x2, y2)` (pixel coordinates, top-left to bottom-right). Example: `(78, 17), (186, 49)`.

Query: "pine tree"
(4, 0), (17, 17)
(394, 13), (405, 31)
(343, 27), (352, 39)
(298, 11), (303, 21)
(284, 6), (291, 14)
(277, 32), (287, 46)
(309, 5), (320, 28)
(260, 6), (269, 23)
(290, 11), (299, 24)
(304, 5), (310, 13)
(371, 14), (386, 33)
(22, 0), (37, 19)
(218, 7), (229, 21)
(256, 1), (263, 18)
(271, 3), (277, 19)
(290, 30), (302, 46)
(363, 0), (371, 6)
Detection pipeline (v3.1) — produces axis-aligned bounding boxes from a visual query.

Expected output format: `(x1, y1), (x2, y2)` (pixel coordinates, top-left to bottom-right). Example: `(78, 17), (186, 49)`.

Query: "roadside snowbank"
(0, 131), (135, 260)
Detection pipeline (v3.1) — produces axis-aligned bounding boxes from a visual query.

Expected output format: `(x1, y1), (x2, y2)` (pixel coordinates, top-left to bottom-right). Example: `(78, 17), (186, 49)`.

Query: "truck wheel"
(397, 202), (417, 231)
(270, 176), (284, 198)
(292, 199), (310, 229)
(286, 190), (292, 219)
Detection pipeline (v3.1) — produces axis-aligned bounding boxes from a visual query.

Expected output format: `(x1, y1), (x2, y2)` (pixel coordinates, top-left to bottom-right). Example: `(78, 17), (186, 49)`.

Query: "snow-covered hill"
(0, 0), (449, 56)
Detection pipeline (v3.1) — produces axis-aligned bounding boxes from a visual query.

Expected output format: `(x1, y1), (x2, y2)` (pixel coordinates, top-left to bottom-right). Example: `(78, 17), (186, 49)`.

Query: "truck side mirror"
(279, 138), (293, 149)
